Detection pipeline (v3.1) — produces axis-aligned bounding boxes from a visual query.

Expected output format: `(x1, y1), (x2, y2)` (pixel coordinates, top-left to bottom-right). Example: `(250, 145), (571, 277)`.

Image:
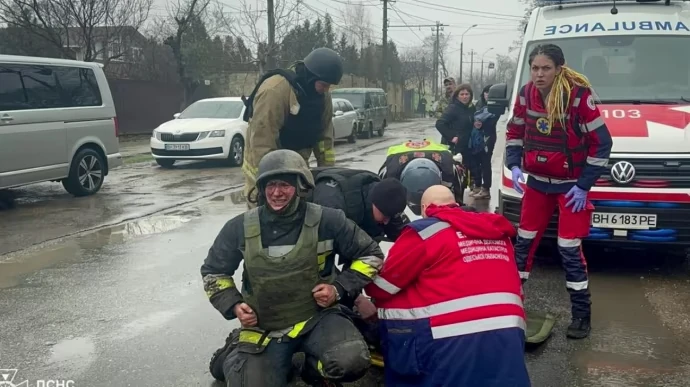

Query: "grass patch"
(123, 153), (154, 165)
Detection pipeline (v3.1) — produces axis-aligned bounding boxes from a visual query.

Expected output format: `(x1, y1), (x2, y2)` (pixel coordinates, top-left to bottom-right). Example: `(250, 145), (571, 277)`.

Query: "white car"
(150, 97), (246, 168)
(332, 98), (359, 143)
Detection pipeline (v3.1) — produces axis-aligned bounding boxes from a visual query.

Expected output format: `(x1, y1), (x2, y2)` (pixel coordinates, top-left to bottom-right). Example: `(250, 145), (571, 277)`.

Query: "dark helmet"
(255, 149), (315, 190)
(303, 48), (344, 85)
(400, 158), (442, 214)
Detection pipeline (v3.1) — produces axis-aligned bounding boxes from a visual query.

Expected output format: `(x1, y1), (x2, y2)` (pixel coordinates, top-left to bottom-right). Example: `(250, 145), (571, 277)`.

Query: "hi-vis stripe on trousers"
(513, 185), (592, 319)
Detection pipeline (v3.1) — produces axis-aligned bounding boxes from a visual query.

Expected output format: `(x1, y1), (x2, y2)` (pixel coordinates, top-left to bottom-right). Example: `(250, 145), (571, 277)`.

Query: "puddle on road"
(0, 215), (192, 289)
(47, 336), (96, 376)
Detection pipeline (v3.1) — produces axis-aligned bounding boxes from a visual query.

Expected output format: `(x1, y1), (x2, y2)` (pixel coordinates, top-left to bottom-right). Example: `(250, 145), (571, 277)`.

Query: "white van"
(488, 0), (690, 249)
(0, 55), (122, 197)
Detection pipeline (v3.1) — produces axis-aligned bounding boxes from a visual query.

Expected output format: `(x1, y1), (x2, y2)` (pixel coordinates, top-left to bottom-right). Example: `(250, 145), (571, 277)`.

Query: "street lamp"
(480, 47), (494, 87)
(459, 24), (477, 83)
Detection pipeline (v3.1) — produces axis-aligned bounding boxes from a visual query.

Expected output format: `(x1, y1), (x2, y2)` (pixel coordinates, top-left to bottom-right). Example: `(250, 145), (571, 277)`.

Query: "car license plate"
(590, 212), (657, 230)
(165, 144), (190, 151)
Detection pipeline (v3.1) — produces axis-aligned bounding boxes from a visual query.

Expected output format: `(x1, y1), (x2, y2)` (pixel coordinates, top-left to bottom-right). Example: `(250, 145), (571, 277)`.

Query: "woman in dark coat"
(435, 83), (478, 187)
(470, 84), (503, 199)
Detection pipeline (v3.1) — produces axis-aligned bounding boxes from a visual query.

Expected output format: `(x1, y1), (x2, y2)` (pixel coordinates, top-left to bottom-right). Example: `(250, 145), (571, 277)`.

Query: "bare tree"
(421, 33), (451, 85)
(222, 0), (302, 74)
(0, 0), (153, 66)
(400, 48), (432, 95)
(162, 0), (219, 105)
(338, 1), (373, 51)
(511, 0), (537, 52)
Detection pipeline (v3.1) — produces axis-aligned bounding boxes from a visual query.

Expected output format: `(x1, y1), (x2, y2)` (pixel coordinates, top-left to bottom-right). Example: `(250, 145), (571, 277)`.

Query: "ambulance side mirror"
(487, 83), (509, 115)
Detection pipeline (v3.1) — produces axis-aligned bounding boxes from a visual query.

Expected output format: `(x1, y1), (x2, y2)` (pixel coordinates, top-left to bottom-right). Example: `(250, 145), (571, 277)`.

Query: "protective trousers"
(513, 185), (592, 319)
(223, 312), (370, 387)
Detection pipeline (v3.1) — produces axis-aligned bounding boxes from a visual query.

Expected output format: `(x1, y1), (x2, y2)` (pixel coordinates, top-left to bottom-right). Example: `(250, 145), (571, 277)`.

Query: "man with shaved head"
(366, 185), (530, 386)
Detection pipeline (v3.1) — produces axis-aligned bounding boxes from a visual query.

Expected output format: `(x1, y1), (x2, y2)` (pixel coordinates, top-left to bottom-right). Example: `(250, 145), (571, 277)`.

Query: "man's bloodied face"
(264, 180), (296, 210)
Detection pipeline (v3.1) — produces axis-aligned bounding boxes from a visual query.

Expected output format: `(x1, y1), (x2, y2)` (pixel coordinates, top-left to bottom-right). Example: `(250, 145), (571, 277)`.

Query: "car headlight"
(209, 130), (226, 137)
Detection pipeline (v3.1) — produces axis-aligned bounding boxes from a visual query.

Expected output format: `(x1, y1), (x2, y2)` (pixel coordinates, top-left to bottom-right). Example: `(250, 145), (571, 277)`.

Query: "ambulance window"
(519, 36), (690, 102)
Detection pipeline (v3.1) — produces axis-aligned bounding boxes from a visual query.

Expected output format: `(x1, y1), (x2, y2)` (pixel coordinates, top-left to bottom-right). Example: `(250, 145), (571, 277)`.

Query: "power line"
(410, 0), (523, 19)
(396, 0), (523, 21)
(389, 5), (425, 43)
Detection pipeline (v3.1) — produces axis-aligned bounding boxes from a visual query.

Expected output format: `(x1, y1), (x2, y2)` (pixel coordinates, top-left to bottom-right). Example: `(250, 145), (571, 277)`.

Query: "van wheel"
(227, 135), (244, 167)
(347, 124), (357, 144)
(62, 148), (105, 197)
(156, 159), (176, 168)
(378, 120), (386, 137)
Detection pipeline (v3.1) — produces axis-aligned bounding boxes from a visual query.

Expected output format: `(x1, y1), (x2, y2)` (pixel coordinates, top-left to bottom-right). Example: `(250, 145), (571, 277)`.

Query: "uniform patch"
(398, 155), (408, 164)
(535, 117), (551, 135)
(586, 95), (596, 110)
(404, 139), (430, 149)
(431, 152), (442, 162)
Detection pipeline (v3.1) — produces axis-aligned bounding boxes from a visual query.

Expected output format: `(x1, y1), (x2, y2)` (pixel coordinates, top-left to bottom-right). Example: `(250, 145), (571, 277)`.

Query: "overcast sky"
(149, 0), (527, 73)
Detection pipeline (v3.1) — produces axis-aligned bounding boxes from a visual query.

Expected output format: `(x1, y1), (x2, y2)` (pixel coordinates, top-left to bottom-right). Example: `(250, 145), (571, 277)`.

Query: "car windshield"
(519, 36), (690, 103)
(332, 93), (365, 108)
(178, 100), (244, 119)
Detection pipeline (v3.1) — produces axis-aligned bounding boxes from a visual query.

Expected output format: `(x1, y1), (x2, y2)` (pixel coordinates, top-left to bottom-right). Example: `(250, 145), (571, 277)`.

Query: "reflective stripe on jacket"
(369, 217), (525, 339)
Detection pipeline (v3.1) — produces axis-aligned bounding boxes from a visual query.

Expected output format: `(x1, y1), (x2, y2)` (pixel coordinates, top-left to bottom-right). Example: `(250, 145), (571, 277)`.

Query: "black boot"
(208, 328), (241, 381)
(566, 317), (591, 339)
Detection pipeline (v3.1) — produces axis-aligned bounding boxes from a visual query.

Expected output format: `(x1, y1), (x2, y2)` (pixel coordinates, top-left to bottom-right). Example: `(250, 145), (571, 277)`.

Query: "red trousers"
(513, 185), (594, 318)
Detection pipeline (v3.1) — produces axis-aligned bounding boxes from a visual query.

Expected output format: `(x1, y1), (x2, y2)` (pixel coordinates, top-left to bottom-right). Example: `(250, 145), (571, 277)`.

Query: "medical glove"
(565, 185), (588, 213)
(511, 166), (525, 194)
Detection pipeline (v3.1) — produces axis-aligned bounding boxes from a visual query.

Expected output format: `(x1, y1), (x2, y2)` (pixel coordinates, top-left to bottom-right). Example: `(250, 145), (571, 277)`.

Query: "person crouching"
(366, 185), (530, 387)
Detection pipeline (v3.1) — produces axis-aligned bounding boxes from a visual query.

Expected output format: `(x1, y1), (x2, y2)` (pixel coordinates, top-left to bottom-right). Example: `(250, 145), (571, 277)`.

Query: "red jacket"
(366, 205), (525, 339)
(505, 81), (613, 193)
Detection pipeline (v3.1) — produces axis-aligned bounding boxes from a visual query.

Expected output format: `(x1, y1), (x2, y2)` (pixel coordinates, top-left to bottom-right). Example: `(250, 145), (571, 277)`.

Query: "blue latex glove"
(511, 166), (525, 194)
(565, 185), (588, 212)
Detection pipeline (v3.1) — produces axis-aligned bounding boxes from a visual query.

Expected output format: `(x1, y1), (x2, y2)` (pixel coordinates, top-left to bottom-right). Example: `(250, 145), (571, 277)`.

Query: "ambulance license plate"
(591, 212), (657, 230)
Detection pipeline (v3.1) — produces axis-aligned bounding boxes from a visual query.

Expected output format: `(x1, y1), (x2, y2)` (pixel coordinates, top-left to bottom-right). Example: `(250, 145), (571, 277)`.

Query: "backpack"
(310, 168), (381, 225)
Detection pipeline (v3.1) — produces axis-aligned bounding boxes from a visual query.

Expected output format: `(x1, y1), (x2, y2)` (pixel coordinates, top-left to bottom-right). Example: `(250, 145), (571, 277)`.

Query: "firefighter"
(366, 185), (530, 386)
(202, 149), (384, 386)
(506, 43), (613, 339)
(310, 167), (409, 242)
(435, 76), (456, 121)
(241, 48), (343, 208)
(379, 139), (465, 210)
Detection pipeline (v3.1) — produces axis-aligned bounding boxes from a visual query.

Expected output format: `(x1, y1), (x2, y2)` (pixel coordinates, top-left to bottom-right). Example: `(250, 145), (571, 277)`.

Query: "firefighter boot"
(209, 328), (241, 381)
(566, 316), (591, 339)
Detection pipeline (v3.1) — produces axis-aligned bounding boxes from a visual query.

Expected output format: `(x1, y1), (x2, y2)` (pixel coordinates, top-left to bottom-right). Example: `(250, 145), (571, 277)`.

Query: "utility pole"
(431, 21), (445, 99)
(381, 0), (394, 91)
(469, 49), (476, 85)
(266, 0), (276, 70)
(459, 24), (477, 84)
(480, 47), (494, 87)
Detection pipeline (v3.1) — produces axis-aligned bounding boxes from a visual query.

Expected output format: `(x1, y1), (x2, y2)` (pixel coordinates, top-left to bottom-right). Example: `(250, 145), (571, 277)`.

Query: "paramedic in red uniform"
(366, 185), (530, 387)
(506, 44), (613, 339)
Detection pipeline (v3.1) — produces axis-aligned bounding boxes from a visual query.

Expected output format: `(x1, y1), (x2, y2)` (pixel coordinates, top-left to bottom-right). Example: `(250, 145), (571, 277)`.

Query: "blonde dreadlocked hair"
(529, 44), (594, 128)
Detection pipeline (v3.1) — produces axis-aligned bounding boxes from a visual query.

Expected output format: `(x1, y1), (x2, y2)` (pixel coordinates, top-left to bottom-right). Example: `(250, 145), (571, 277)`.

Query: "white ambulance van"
(487, 0), (690, 251)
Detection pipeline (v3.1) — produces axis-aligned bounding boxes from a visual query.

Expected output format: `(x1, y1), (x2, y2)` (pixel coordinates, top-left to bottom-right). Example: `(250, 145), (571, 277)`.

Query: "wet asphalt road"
(2, 118), (690, 386)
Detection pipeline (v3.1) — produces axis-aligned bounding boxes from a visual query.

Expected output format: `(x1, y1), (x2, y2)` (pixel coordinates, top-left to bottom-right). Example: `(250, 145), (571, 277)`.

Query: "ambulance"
(487, 0), (690, 251)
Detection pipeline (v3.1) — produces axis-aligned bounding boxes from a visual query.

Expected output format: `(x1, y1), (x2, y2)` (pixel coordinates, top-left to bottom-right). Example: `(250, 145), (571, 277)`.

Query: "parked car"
(332, 98), (360, 143)
(150, 97), (246, 168)
(331, 88), (388, 138)
(0, 54), (122, 197)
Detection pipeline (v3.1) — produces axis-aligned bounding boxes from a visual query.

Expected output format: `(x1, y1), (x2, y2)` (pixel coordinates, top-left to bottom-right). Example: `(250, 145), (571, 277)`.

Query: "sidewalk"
(118, 135), (151, 158)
